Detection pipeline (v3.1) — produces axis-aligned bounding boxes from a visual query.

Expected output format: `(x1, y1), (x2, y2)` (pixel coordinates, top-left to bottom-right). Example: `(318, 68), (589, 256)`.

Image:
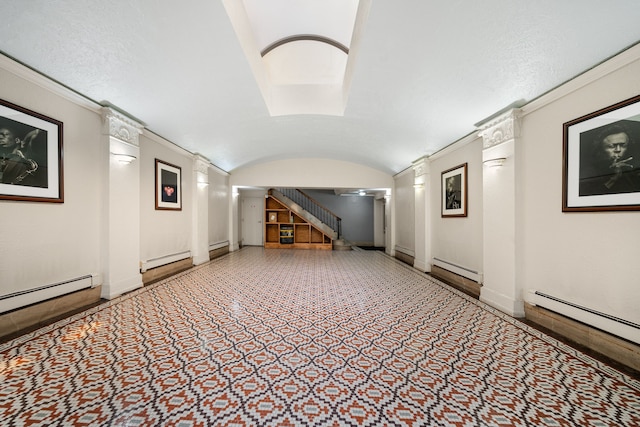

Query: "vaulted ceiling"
(1, 1), (640, 175)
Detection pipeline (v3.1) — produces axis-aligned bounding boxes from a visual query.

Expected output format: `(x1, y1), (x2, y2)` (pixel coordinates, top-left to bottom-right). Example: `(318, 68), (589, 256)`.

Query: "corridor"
(1, 248), (639, 426)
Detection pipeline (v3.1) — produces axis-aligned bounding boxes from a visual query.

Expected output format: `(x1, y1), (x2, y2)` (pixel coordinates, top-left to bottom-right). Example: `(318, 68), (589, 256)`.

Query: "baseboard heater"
(432, 257), (483, 283)
(209, 241), (229, 251)
(140, 250), (191, 273)
(532, 291), (640, 345)
(0, 274), (98, 314)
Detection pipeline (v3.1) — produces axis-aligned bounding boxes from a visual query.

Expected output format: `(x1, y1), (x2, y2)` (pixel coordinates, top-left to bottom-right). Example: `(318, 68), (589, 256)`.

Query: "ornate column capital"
(478, 109), (521, 149)
(193, 154), (210, 174)
(412, 156), (430, 177)
(102, 107), (144, 146)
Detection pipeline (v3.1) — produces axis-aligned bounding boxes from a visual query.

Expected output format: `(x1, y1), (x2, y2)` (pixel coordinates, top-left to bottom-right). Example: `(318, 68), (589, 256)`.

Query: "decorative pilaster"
(100, 107), (144, 299)
(412, 157), (431, 272)
(192, 154), (211, 265)
(478, 109), (523, 317)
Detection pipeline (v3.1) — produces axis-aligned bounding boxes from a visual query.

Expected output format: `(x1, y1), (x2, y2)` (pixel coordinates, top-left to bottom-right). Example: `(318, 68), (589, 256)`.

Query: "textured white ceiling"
(1, 1), (640, 174)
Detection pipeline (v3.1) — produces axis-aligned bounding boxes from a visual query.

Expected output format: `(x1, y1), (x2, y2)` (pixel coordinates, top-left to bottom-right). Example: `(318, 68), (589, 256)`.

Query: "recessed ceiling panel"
(243, 0), (359, 50)
(264, 41), (348, 85)
(226, 0), (365, 116)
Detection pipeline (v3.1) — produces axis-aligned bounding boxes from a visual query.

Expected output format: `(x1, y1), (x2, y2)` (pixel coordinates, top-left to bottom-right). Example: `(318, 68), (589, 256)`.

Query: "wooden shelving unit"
(264, 196), (332, 250)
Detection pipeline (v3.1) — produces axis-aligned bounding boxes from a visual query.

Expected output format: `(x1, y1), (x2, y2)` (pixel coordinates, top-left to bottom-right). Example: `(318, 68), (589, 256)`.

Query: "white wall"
(209, 167), (230, 247)
(420, 45), (640, 341)
(393, 168), (415, 256)
(139, 132), (193, 265)
(429, 136), (484, 278)
(230, 158), (393, 189)
(0, 59), (103, 298)
(519, 47), (640, 331)
(0, 53), (232, 306)
(304, 189), (374, 245)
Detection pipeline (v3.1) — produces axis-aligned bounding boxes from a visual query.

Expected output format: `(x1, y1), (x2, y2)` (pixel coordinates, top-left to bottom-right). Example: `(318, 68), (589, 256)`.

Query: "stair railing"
(276, 188), (342, 239)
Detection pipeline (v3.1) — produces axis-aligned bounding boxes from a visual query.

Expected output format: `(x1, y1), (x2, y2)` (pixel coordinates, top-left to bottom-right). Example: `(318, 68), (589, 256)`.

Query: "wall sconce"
(413, 183), (424, 189)
(483, 157), (507, 168)
(111, 153), (137, 164)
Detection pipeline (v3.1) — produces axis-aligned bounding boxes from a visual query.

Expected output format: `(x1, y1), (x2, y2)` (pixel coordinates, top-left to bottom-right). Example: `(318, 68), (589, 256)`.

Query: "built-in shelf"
(264, 196), (332, 250)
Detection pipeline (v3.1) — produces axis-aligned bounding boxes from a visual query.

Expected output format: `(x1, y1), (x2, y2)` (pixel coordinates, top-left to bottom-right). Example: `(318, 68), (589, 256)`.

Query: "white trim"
(413, 259), (428, 271)
(209, 241), (230, 251)
(521, 43), (640, 116)
(142, 129), (195, 157)
(101, 277), (143, 300)
(427, 131), (480, 161)
(0, 53), (101, 114)
(530, 291), (640, 345)
(0, 275), (94, 314)
(432, 258), (483, 283)
(141, 251), (192, 273)
(480, 287), (525, 317)
(208, 162), (230, 177)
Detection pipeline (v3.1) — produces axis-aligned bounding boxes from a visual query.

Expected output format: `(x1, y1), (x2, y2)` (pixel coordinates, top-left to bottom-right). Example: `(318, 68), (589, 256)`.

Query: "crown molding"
(0, 53), (101, 114)
(521, 42), (640, 116)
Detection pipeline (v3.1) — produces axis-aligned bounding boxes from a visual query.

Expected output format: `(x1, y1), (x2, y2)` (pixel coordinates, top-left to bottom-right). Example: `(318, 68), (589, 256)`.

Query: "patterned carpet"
(1, 247), (639, 426)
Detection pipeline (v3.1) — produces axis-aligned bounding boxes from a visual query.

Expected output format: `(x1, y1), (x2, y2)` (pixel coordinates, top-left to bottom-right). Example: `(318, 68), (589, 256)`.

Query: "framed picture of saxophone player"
(563, 94), (640, 212)
(0, 99), (63, 202)
(155, 158), (182, 210)
(441, 163), (467, 217)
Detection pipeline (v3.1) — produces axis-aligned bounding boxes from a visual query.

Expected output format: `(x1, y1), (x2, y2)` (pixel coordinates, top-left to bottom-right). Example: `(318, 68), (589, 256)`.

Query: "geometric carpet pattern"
(1, 247), (639, 426)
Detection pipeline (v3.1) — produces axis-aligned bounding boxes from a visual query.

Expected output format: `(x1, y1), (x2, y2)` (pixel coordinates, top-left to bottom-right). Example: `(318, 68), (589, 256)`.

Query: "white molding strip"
(0, 53), (101, 114)
(428, 130), (480, 161)
(0, 275), (96, 314)
(531, 291), (640, 345)
(521, 43), (640, 116)
(142, 129), (195, 157)
(140, 251), (192, 273)
(432, 257), (483, 283)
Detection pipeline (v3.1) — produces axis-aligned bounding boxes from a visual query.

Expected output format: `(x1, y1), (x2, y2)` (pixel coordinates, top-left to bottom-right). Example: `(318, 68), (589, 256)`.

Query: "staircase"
(269, 188), (352, 251)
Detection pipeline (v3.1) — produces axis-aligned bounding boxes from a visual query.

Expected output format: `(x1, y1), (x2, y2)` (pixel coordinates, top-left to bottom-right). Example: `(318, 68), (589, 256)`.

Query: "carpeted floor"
(1, 247), (639, 426)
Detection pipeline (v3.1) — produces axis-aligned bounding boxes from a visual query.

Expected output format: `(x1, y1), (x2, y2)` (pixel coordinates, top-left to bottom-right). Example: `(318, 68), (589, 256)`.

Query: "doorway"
(242, 197), (264, 246)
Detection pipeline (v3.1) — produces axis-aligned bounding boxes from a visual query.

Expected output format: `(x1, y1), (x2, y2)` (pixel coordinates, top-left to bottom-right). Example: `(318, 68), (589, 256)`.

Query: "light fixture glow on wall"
(413, 183), (424, 189)
(483, 157), (507, 168)
(111, 153), (137, 164)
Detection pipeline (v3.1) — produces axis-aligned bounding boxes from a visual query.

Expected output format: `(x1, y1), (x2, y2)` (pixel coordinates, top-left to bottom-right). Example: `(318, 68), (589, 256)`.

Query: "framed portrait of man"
(441, 163), (468, 217)
(563, 94), (640, 212)
(0, 99), (63, 203)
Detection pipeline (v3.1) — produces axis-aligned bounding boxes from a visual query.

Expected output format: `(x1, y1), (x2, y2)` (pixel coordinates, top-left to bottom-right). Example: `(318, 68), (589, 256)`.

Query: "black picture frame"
(0, 98), (63, 202)
(563, 94), (640, 212)
(155, 159), (182, 210)
(441, 163), (467, 217)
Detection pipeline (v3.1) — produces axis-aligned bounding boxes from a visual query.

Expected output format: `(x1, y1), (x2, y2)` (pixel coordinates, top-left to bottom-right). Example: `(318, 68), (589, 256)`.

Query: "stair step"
(332, 239), (352, 251)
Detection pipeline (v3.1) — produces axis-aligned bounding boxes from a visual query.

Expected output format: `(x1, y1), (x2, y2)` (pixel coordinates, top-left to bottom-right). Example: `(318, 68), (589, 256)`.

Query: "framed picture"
(268, 212), (277, 222)
(155, 159), (182, 210)
(563, 94), (640, 212)
(0, 99), (63, 202)
(441, 163), (467, 217)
